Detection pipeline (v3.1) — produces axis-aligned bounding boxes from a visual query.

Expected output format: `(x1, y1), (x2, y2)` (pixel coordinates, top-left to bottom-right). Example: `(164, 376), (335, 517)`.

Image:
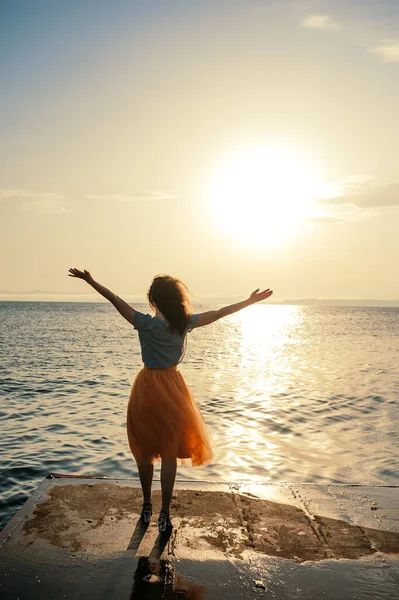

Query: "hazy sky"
(1, 0), (398, 303)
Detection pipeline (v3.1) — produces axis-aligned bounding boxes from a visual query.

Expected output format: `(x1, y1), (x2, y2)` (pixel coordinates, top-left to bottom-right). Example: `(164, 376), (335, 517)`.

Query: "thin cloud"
(19, 199), (68, 214)
(302, 216), (344, 223)
(306, 177), (399, 223)
(0, 188), (67, 213)
(370, 40), (399, 63)
(301, 14), (341, 32)
(301, 15), (399, 65)
(317, 181), (399, 209)
(85, 191), (177, 202)
(0, 188), (64, 200)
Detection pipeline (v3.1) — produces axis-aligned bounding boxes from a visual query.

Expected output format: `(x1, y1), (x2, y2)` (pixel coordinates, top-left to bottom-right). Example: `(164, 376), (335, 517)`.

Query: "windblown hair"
(147, 275), (191, 336)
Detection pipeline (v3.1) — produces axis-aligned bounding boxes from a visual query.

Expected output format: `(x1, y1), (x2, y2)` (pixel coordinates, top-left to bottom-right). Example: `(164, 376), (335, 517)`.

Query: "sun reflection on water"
(221, 304), (303, 480)
(236, 304), (303, 393)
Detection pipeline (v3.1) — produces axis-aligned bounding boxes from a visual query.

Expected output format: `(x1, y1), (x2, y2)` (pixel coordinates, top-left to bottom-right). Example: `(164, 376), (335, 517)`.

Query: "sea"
(0, 301), (398, 530)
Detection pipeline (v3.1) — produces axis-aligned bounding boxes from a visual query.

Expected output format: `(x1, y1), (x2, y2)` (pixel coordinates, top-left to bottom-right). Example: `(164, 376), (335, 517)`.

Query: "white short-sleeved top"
(133, 312), (199, 368)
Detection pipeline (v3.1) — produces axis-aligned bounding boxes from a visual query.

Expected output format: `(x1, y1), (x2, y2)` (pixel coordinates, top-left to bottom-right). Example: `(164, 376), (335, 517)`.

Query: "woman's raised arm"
(68, 268), (137, 326)
(195, 288), (273, 328)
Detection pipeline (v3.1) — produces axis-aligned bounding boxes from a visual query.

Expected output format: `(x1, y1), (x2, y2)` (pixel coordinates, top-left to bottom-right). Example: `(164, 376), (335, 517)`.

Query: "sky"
(1, 0), (399, 304)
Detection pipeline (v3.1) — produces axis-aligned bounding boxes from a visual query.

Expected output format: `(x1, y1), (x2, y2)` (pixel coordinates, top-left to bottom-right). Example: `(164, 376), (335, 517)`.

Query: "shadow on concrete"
(148, 529), (173, 561)
(126, 518), (148, 552)
(129, 556), (206, 600)
(117, 520), (207, 599)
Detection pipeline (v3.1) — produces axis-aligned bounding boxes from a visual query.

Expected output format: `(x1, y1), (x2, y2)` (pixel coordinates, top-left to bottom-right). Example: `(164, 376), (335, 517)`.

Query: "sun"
(207, 146), (321, 245)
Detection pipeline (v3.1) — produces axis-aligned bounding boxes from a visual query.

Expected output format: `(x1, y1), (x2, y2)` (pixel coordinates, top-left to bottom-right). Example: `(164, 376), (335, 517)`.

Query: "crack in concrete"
(230, 490), (255, 551)
(167, 526), (178, 558)
(290, 487), (335, 559)
(356, 526), (376, 553)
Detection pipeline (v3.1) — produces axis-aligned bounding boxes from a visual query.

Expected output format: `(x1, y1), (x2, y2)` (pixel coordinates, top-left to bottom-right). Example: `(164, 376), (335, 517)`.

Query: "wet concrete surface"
(0, 475), (398, 599)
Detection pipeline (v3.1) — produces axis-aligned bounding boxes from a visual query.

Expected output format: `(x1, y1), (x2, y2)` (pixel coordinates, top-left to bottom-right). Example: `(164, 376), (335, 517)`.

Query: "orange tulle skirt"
(126, 365), (214, 466)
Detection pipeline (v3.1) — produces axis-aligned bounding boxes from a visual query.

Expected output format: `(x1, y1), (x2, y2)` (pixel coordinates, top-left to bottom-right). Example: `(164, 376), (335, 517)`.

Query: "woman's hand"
(68, 268), (94, 284)
(248, 288), (273, 304)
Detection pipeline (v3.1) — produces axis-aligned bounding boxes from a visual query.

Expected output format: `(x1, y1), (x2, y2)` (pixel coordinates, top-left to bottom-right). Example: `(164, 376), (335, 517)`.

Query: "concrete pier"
(1, 475), (398, 599)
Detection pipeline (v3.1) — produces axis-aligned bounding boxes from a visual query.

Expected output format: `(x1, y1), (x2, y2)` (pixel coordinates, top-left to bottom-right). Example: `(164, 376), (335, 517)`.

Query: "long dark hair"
(147, 275), (191, 336)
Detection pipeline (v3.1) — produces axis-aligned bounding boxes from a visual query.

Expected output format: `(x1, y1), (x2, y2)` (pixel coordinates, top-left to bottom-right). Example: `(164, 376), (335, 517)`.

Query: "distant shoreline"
(1, 298), (399, 308)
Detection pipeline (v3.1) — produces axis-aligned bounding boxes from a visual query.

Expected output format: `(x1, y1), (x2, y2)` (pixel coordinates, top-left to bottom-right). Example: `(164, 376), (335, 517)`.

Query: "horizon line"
(1, 296), (399, 307)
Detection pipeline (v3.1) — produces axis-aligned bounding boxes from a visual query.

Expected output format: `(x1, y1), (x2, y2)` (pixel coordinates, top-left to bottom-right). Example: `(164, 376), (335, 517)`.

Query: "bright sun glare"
(208, 146), (321, 244)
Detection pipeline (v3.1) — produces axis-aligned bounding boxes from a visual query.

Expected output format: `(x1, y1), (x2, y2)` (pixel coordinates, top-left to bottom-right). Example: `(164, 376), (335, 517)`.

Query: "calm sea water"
(1, 301), (398, 529)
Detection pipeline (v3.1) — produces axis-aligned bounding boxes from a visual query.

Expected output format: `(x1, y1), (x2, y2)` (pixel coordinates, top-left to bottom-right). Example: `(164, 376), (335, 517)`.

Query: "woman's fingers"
(68, 267), (85, 278)
(252, 288), (273, 300)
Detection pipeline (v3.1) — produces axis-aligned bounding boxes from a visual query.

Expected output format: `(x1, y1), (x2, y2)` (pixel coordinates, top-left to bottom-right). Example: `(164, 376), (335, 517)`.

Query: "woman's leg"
(160, 457), (177, 513)
(137, 459), (154, 505)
